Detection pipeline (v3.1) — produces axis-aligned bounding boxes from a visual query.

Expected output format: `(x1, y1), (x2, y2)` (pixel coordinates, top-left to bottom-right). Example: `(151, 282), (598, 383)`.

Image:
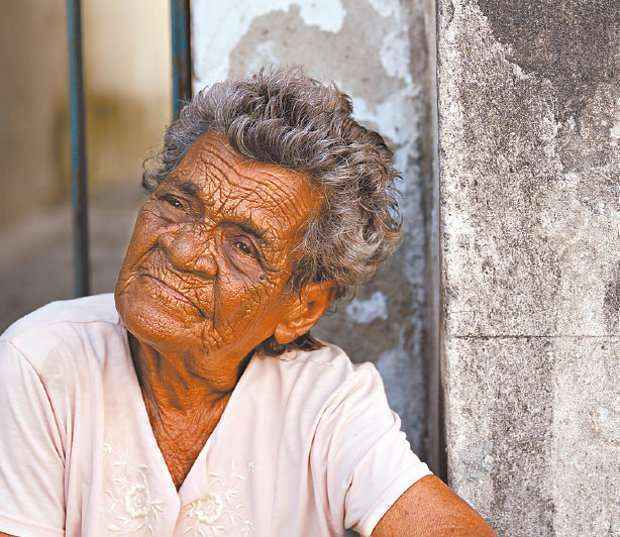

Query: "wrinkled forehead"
(168, 131), (320, 236)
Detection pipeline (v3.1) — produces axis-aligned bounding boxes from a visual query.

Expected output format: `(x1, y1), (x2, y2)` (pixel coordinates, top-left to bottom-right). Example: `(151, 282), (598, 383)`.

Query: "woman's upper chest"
(79, 340), (354, 536)
(144, 397), (229, 490)
(96, 360), (317, 537)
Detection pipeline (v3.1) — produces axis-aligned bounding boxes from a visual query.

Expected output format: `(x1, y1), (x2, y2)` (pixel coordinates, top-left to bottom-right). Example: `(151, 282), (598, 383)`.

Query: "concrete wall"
(436, 1), (619, 535)
(192, 0), (438, 462)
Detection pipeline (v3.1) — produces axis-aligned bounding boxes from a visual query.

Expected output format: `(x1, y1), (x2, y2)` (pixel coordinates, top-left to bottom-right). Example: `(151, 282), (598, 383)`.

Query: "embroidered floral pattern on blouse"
(104, 442), (164, 535)
(182, 460), (255, 536)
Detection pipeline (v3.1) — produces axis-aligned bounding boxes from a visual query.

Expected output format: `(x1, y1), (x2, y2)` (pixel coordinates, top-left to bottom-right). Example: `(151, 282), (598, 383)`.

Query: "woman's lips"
(138, 272), (203, 313)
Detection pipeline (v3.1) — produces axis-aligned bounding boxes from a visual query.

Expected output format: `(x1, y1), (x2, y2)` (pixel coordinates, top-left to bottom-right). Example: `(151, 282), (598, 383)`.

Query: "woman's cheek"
(124, 211), (159, 262)
(215, 262), (272, 317)
(137, 205), (172, 242)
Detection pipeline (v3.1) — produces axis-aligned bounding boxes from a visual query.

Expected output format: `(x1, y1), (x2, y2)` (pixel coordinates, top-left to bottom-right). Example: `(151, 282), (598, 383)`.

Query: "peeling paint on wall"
(192, 0), (346, 89)
(346, 291), (389, 324)
(437, 0), (620, 534)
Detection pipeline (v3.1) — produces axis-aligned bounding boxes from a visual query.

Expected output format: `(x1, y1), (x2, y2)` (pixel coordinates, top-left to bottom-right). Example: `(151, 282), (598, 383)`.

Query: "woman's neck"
(128, 332), (252, 488)
(128, 332), (243, 413)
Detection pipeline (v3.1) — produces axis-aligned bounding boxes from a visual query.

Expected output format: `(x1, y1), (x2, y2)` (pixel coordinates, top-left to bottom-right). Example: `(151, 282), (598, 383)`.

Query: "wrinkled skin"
(107, 131), (496, 537)
(116, 132), (324, 387)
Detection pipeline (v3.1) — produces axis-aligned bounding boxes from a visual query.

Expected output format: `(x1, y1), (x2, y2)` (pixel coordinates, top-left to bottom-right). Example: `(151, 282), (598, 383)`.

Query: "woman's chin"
(116, 285), (202, 353)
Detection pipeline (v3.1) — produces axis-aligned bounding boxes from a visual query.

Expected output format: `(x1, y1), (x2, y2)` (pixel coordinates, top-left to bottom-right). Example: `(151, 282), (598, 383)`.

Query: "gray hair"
(143, 67), (402, 353)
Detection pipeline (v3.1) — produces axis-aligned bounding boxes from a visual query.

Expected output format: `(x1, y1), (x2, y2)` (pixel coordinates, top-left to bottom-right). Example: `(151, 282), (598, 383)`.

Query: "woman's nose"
(159, 227), (218, 279)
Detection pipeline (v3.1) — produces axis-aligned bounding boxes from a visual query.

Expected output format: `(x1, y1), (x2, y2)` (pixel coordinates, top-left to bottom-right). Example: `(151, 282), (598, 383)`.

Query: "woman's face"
(115, 132), (321, 380)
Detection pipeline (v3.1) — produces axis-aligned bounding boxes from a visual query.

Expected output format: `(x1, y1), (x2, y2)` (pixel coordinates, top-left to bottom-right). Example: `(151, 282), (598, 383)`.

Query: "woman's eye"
(234, 239), (254, 256)
(165, 195), (183, 209)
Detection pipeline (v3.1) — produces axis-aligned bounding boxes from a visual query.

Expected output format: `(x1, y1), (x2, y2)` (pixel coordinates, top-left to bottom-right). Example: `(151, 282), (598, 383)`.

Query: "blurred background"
(0, 0), (171, 330)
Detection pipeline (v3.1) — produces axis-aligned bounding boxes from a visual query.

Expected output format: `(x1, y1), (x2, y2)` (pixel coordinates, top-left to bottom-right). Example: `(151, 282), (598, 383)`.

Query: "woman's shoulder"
(254, 342), (385, 421)
(1, 293), (125, 381)
(3, 293), (119, 337)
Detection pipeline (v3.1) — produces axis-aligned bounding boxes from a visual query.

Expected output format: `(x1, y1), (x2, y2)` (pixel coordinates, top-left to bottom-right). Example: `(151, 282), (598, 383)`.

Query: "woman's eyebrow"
(233, 218), (269, 244)
(163, 177), (200, 198)
(178, 180), (199, 197)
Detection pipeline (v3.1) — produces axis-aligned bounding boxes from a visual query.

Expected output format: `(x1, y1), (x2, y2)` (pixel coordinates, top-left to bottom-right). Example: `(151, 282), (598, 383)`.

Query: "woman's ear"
(273, 281), (335, 345)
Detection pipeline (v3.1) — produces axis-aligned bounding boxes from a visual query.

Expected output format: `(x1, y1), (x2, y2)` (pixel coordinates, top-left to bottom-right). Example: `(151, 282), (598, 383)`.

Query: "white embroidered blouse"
(0, 294), (431, 537)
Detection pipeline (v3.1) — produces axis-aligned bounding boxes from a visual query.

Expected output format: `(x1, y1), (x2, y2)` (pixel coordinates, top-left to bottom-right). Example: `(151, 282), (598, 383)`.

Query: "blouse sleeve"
(311, 362), (432, 536)
(0, 340), (66, 537)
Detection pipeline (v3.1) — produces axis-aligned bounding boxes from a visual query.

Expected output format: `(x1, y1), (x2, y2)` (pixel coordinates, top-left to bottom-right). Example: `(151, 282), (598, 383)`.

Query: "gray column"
(436, 1), (619, 535)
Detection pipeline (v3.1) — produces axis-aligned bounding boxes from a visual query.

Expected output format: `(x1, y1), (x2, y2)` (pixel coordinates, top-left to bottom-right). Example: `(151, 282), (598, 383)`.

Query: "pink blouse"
(0, 294), (431, 536)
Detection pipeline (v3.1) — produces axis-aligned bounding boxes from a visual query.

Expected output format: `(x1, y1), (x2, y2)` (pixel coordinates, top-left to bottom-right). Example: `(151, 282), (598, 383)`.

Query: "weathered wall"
(436, 1), (619, 535)
(192, 0), (437, 461)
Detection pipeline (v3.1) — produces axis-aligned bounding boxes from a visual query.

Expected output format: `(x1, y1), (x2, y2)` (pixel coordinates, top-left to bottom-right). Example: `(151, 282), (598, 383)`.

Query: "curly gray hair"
(143, 67), (402, 352)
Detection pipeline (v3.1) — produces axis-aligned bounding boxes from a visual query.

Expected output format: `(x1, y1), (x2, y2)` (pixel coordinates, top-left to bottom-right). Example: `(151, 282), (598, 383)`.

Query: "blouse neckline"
(118, 321), (258, 506)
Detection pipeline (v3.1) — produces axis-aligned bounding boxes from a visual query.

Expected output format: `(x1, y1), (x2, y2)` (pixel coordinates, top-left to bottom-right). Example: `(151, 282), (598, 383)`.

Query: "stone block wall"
(436, 1), (619, 535)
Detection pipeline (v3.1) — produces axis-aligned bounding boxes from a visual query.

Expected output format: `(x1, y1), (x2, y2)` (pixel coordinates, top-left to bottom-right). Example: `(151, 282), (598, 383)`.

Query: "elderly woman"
(0, 69), (494, 537)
